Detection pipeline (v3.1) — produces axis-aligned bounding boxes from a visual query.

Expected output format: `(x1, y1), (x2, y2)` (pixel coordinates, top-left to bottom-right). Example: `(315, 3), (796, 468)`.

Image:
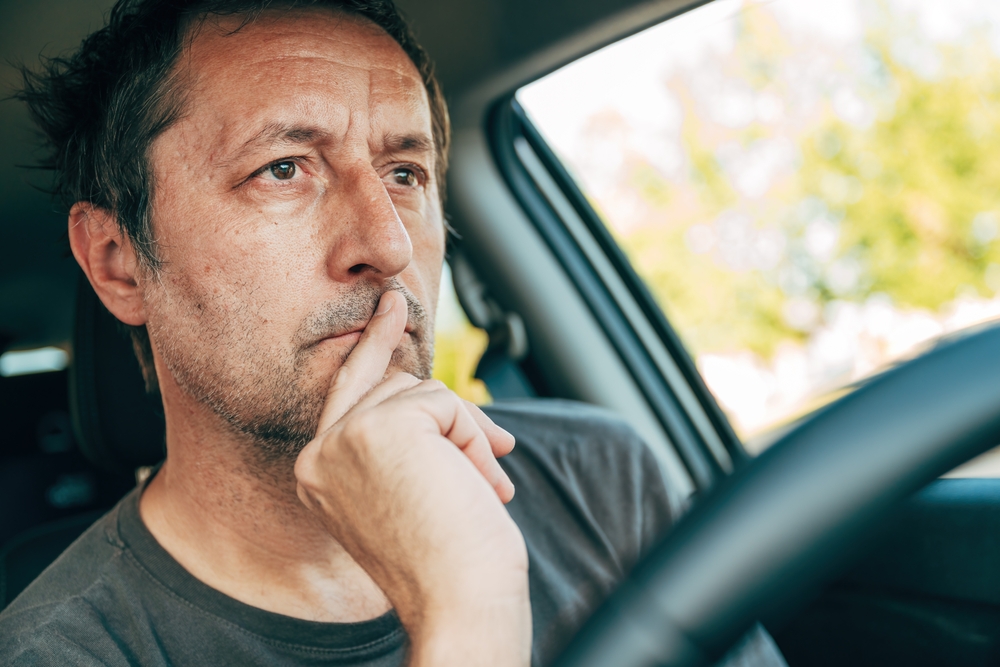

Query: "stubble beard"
(150, 279), (434, 472)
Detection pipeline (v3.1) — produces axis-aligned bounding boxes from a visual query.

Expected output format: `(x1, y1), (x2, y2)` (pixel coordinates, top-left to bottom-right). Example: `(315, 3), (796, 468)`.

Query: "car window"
(518, 0), (1000, 474)
(433, 262), (491, 405)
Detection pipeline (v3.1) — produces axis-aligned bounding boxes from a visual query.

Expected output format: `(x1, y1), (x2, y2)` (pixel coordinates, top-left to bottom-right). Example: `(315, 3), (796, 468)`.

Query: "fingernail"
(376, 293), (394, 316)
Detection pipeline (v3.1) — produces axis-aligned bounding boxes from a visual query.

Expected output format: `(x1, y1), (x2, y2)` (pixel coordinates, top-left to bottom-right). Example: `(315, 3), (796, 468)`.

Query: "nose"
(325, 164), (412, 282)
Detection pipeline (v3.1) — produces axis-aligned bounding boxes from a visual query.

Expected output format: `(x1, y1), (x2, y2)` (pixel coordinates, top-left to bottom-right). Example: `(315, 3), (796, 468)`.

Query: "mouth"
(317, 321), (415, 346)
(304, 285), (425, 350)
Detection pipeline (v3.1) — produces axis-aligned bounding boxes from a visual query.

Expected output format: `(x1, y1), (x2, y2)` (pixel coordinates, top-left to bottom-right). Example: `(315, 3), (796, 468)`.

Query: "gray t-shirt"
(0, 399), (785, 666)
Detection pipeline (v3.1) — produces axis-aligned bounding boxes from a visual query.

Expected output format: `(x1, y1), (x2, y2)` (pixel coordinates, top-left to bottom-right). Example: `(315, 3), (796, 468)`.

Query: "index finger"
(464, 400), (516, 459)
(316, 290), (408, 434)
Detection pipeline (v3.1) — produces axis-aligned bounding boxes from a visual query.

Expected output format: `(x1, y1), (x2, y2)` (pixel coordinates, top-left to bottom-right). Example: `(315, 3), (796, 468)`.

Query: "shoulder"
(0, 498), (137, 666)
(0, 596), (132, 666)
(486, 398), (672, 554)
(484, 400), (678, 662)
(483, 398), (658, 481)
(484, 397), (645, 441)
(484, 399), (674, 514)
(486, 398), (677, 554)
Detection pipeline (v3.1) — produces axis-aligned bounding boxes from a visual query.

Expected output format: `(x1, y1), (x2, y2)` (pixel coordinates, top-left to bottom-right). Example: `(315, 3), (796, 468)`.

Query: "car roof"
(0, 0), (692, 351)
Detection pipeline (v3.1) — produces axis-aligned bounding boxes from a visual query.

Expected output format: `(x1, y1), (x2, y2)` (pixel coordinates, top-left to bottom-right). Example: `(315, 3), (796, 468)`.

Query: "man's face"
(142, 10), (444, 464)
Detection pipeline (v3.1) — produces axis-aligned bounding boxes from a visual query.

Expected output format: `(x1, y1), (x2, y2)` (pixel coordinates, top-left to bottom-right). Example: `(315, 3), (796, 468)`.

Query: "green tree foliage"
(810, 37), (1000, 311)
(616, 3), (1000, 361)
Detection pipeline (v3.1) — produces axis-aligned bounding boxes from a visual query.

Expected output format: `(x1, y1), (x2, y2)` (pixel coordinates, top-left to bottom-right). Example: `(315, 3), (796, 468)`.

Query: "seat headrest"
(69, 275), (165, 474)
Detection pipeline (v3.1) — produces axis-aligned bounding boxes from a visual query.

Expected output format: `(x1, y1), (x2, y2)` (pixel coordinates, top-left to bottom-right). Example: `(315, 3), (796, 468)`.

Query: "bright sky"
(519, 0), (1000, 180)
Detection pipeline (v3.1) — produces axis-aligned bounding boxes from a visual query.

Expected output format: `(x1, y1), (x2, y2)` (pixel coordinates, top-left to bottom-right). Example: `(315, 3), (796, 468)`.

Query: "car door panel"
(775, 478), (1000, 666)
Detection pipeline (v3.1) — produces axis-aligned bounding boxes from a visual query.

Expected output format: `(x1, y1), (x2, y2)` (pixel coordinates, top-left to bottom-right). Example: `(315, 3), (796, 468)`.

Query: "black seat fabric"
(69, 276), (166, 474)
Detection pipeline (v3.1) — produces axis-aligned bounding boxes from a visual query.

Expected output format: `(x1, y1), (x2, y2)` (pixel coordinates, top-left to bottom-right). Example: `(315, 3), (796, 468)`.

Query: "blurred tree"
(611, 1), (1000, 363)
(805, 33), (1000, 311)
(432, 322), (491, 405)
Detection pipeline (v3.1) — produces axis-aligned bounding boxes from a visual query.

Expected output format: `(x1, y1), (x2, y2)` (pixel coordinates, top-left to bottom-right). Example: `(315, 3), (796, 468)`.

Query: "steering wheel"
(554, 322), (1000, 667)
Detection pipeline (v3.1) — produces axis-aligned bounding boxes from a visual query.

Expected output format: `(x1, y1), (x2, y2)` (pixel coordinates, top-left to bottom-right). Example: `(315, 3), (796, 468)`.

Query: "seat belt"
(449, 251), (535, 399)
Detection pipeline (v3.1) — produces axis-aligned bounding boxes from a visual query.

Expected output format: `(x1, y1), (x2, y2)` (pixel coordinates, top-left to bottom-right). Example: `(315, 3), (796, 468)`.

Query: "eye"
(269, 161), (297, 180)
(392, 168), (419, 187)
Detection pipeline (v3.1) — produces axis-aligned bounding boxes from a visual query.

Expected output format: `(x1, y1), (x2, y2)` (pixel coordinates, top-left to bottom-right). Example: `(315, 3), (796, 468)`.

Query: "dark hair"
(17, 0), (450, 392)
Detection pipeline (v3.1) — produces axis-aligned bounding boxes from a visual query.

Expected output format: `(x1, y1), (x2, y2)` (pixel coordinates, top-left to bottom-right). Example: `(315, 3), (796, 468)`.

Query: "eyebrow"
(224, 124), (434, 166)
(225, 123), (330, 165)
(381, 132), (434, 156)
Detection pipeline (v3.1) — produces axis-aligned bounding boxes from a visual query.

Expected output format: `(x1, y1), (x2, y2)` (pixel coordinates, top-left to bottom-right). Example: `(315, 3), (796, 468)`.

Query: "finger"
(317, 290), (407, 434)
(413, 390), (516, 503)
(345, 377), (448, 421)
(354, 378), (447, 407)
(373, 381), (516, 459)
(451, 399), (516, 503)
(344, 372), (423, 417)
(464, 401), (515, 459)
(377, 381), (516, 459)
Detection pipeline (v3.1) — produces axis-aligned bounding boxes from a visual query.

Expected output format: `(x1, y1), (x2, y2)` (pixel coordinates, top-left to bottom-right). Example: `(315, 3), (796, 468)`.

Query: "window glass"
(519, 0), (1000, 471)
(0, 347), (68, 377)
(433, 262), (492, 405)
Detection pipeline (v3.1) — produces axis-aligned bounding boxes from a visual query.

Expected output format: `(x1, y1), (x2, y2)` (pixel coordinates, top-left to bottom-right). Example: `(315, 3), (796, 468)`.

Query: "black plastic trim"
(512, 100), (749, 470)
(488, 98), (724, 491)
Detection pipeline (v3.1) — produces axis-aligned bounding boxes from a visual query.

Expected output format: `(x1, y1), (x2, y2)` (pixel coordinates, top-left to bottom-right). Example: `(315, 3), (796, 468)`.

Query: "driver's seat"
(0, 279), (165, 607)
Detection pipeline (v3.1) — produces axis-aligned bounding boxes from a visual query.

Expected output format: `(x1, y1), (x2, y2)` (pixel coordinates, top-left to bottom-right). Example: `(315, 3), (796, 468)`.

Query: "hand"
(294, 290), (532, 667)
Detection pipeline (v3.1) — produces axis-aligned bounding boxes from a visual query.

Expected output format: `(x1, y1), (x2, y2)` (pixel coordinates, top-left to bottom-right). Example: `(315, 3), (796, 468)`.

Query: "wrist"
(408, 585), (533, 667)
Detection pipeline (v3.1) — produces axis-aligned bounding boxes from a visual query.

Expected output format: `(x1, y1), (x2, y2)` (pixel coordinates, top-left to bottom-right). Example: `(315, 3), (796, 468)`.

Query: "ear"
(68, 202), (147, 326)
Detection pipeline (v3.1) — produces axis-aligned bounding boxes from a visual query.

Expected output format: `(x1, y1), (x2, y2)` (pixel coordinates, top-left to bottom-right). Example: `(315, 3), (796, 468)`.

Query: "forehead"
(175, 9), (430, 145)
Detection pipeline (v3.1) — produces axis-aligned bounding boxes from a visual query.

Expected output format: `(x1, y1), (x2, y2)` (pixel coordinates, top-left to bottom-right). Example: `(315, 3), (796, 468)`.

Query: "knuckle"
(293, 447), (319, 488)
(343, 412), (376, 441)
(295, 483), (313, 509)
(423, 378), (448, 391)
(416, 379), (451, 399)
(386, 371), (420, 388)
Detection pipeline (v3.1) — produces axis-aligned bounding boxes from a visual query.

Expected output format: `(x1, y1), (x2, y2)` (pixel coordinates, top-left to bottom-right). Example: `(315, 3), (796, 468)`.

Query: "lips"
(317, 319), (415, 345)
(302, 284), (425, 350)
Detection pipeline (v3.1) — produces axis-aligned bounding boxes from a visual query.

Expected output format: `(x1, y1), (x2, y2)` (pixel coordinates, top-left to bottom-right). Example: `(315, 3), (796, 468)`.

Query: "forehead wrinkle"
(345, 65), (372, 150)
(365, 68), (431, 156)
(190, 10), (422, 86)
(211, 53), (419, 84)
(216, 122), (332, 169)
(373, 132), (435, 167)
(172, 11), (433, 174)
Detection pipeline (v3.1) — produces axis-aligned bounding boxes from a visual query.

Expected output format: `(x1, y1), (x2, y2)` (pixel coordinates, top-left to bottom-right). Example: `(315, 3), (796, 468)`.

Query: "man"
(0, 1), (786, 665)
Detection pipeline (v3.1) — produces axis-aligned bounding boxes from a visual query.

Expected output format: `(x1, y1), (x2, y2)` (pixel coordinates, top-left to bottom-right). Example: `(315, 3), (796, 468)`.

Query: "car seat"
(0, 279), (165, 607)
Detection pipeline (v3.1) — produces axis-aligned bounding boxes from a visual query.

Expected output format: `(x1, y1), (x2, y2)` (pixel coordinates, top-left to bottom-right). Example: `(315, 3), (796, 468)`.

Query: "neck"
(139, 399), (391, 623)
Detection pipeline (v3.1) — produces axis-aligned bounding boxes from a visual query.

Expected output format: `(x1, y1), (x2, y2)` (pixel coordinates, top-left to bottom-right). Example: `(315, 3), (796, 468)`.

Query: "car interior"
(3, 0), (1000, 665)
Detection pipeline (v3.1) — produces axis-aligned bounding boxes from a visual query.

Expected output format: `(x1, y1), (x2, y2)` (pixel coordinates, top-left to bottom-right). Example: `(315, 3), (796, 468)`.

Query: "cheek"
(154, 180), (320, 296)
(412, 220), (445, 261)
(149, 229), (314, 339)
(406, 193), (445, 256)
(407, 238), (445, 327)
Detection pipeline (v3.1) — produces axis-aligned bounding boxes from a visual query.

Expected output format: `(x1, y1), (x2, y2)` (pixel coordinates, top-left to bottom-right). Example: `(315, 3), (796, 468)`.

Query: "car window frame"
(487, 96), (747, 491)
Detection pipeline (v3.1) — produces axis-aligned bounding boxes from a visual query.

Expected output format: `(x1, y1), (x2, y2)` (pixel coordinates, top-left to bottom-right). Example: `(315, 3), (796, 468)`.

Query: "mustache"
(298, 279), (428, 345)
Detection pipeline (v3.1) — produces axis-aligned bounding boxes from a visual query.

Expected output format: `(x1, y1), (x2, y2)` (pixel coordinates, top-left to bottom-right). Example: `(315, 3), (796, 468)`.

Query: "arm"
(295, 291), (532, 667)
